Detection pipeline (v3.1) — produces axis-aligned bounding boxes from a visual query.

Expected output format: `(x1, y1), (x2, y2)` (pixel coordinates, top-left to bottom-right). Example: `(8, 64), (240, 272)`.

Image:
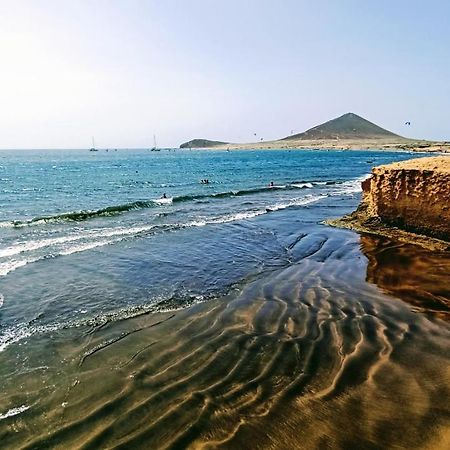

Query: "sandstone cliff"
(328, 156), (450, 250)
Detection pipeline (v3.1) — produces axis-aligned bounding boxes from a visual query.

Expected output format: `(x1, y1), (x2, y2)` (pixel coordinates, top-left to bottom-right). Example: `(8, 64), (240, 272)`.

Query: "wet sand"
(1, 228), (449, 449)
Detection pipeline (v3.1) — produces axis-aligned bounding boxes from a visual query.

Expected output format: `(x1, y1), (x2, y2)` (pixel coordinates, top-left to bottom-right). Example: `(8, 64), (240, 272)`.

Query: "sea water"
(2, 148), (449, 449)
(0, 149), (427, 351)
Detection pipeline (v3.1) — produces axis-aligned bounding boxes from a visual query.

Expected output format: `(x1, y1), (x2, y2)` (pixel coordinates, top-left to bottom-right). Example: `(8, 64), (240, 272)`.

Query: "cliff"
(328, 156), (450, 250)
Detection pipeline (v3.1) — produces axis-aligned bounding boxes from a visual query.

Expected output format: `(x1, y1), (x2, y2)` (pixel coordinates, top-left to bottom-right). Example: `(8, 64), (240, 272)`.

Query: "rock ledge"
(328, 156), (450, 250)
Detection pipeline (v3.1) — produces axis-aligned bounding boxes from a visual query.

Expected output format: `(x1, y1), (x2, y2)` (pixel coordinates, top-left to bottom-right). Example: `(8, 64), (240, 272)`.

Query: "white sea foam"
(209, 210), (267, 224)
(94, 224), (157, 238)
(0, 405), (30, 421)
(188, 194), (325, 226)
(291, 182), (313, 189)
(0, 224), (160, 260)
(268, 195), (326, 211)
(153, 197), (173, 205)
(59, 239), (117, 256)
(0, 225), (162, 277)
(0, 258), (41, 277)
(0, 320), (65, 353)
(0, 293), (4, 308)
(0, 234), (89, 258)
(332, 174), (371, 195)
(1, 325), (39, 353)
(0, 295), (172, 352)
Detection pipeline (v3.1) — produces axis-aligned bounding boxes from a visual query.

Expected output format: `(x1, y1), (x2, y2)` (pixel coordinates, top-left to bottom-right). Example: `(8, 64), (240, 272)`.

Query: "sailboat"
(150, 135), (160, 151)
(89, 136), (98, 152)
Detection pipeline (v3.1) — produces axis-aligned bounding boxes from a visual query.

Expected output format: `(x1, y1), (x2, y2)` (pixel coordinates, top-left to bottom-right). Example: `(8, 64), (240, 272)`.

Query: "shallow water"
(0, 149), (449, 448)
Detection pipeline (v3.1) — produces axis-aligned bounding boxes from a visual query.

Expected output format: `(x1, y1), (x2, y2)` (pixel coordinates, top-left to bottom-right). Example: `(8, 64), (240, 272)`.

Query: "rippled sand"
(1, 230), (449, 449)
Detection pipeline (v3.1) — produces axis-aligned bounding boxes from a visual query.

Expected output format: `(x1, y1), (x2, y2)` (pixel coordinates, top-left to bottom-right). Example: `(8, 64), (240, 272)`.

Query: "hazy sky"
(1, 0), (449, 148)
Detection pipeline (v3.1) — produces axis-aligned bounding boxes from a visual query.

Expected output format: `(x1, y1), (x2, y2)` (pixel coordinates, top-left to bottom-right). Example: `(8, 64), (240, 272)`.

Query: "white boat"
(89, 136), (98, 152)
(150, 135), (160, 151)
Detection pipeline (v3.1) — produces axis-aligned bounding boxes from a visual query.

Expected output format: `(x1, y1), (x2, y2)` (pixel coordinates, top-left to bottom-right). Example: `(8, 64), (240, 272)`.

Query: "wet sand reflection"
(361, 234), (450, 319)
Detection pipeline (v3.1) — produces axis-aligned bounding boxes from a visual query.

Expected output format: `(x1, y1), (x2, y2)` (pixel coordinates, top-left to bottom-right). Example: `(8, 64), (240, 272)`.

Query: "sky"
(0, 0), (449, 148)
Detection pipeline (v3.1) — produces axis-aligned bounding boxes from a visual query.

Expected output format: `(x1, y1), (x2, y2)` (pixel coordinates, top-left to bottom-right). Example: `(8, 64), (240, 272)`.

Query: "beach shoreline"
(185, 140), (450, 153)
(2, 224), (449, 448)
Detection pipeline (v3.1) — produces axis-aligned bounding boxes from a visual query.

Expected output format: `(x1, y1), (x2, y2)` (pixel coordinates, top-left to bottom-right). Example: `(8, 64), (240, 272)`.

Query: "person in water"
(269, 181), (274, 187)
(162, 193), (167, 198)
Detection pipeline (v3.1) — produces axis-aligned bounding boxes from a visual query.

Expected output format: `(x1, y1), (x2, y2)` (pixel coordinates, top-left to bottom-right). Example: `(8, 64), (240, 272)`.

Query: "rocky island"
(329, 156), (450, 250)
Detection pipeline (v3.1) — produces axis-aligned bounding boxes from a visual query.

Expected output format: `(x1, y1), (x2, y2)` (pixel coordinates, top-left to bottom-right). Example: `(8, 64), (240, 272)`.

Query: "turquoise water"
(0, 149), (424, 350)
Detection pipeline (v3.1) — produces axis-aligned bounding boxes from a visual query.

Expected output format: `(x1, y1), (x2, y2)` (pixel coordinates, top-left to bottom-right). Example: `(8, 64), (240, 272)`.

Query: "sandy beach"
(2, 226), (449, 449)
(195, 138), (450, 153)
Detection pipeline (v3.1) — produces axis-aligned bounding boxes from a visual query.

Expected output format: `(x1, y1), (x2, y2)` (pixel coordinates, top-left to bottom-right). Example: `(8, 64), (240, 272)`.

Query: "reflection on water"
(1, 229), (449, 449)
(361, 234), (450, 319)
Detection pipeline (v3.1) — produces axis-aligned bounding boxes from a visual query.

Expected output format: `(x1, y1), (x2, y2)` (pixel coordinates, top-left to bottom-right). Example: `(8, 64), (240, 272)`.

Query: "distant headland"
(180, 139), (228, 149)
(180, 112), (450, 152)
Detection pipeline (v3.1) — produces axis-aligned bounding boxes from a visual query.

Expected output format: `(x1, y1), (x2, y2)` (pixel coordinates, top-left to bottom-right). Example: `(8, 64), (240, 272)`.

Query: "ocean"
(1, 149), (449, 448)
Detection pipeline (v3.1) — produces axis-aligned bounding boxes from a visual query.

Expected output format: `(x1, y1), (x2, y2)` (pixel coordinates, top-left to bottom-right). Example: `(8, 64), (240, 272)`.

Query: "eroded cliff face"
(361, 157), (450, 241)
(327, 156), (450, 250)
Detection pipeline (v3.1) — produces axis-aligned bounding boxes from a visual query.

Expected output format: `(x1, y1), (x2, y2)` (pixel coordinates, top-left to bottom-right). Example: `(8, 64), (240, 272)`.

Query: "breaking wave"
(0, 195), (325, 278)
(5, 183), (318, 227)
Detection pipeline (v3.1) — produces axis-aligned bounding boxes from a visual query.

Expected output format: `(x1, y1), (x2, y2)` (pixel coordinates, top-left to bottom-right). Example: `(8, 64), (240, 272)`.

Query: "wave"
(0, 195), (325, 277)
(0, 258), (42, 277)
(331, 174), (371, 195)
(0, 292), (209, 353)
(58, 239), (118, 256)
(290, 182), (313, 189)
(3, 184), (320, 227)
(10, 200), (160, 226)
(0, 224), (164, 276)
(0, 224), (163, 260)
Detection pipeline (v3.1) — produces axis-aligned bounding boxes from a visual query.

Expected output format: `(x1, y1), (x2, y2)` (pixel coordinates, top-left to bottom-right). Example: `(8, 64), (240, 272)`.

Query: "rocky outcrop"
(328, 156), (450, 250)
(180, 139), (228, 149)
(362, 157), (450, 240)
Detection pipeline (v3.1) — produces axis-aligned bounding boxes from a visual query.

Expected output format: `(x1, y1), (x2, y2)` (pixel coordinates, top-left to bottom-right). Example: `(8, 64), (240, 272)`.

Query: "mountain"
(180, 139), (227, 148)
(282, 113), (403, 141)
(178, 113), (422, 150)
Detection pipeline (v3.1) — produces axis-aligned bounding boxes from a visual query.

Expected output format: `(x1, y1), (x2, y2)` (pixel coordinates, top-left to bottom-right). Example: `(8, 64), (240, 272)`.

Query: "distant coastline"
(179, 141), (450, 153)
(180, 112), (450, 153)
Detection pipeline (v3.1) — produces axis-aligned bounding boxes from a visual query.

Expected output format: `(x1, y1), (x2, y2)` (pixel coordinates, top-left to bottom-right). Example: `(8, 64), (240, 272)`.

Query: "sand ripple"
(1, 231), (449, 449)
